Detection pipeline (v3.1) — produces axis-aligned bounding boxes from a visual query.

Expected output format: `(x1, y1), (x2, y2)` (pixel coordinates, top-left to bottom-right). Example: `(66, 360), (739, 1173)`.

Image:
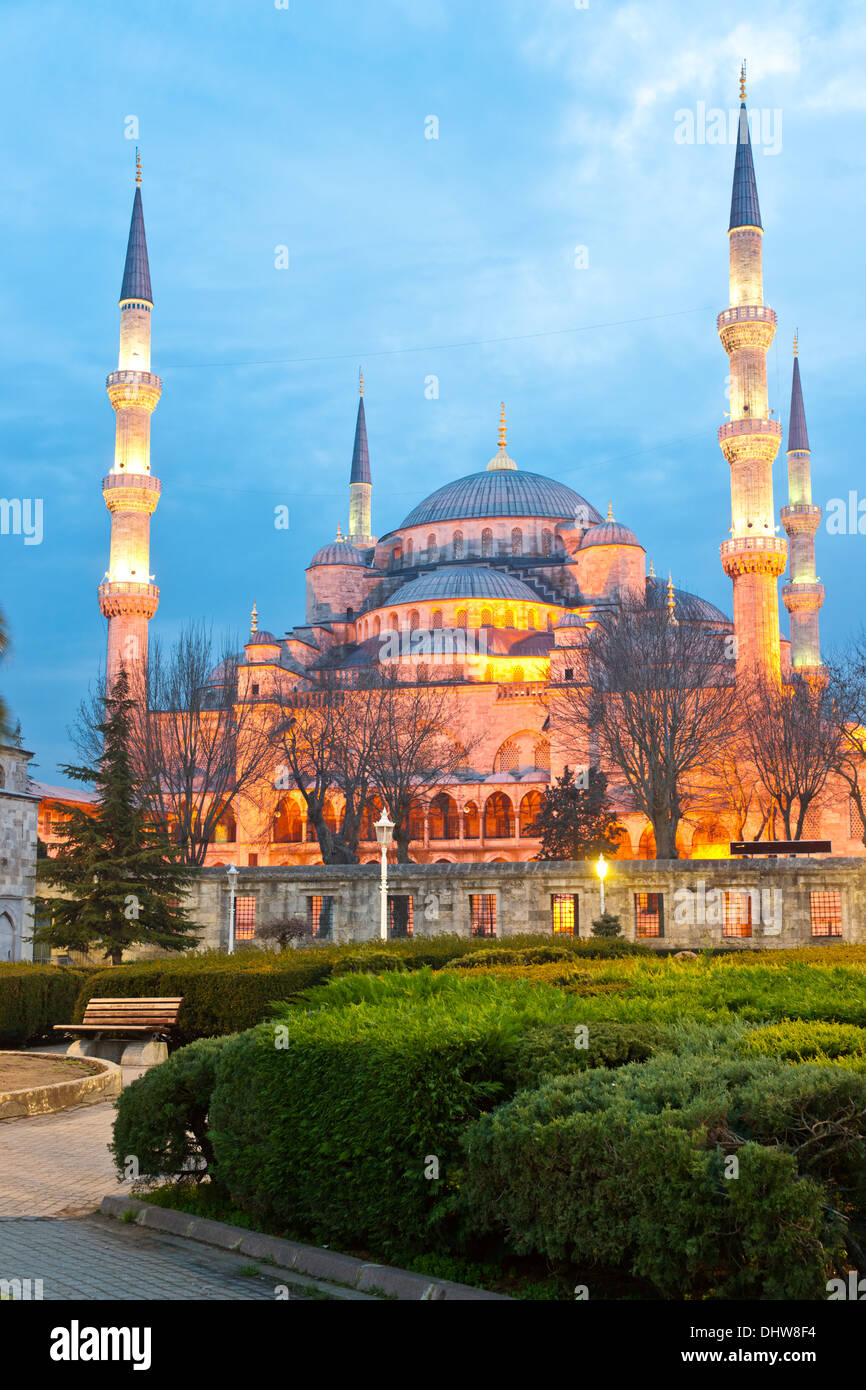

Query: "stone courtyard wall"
(0, 745), (38, 962)
(185, 857), (866, 954)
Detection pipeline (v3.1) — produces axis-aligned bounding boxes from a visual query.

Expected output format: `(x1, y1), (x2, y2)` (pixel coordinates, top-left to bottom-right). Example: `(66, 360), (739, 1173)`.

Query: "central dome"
(399, 469), (601, 529)
(387, 565), (542, 604)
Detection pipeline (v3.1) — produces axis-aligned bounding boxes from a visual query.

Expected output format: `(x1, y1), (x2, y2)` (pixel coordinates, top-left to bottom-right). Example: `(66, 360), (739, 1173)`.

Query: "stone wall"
(0, 745), (38, 962)
(186, 857), (866, 954)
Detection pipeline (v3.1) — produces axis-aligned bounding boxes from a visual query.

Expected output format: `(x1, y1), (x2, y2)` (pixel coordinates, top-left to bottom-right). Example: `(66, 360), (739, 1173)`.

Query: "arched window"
(373, 616), (381, 637)
(431, 609), (443, 630)
(533, 739), (551, 770)
(427, 534), (437, 561)
(481, 607), (493, 627)
(389, 612), (399, 631)
(512, 664), (525, 683)
(484, 792), (514, 839)
(527, 609), (537, 630)
(392, 547), (402, 568)
(453, 530), (464, 559)
(0, 911), (13, 963)
(212, 812), (237, 844)
(272, 800), (302, 843)
(409, 609), (420, 631)
(429, 792), (459, 839)
(495, 739), (520, 773)
(406, 538), (413, 565)
(463, 801), (480, 839)
(455, 608), (467, 628)
(519, 790), (543, 837)
(504, 608), (515, 628)
(481, 527), (493, 557)
(541, 529), (553, 557)
(408, 800), (426, 841)
(511, 527), (522, 556)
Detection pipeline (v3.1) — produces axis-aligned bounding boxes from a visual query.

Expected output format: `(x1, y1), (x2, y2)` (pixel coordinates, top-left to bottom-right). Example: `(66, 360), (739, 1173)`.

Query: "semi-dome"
(645, 577), (730, 624)
(386, 565), (543, 605)
(307, 540), (366, 568)
(399, 469), (601, 529)
(579, 520), (643, 550)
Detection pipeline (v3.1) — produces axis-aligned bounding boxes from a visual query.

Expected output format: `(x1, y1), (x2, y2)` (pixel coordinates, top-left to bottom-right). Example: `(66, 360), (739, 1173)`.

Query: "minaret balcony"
(102, 472), (161, 515)
(97, 580), (160, 620)
(718, 416), (781, 464)
(106, 369), (162, 412)
(717, 304), (776, 353)
(720, 535), (787, 579)
(780, 503), (821, 536)
(781, 581), (825, 614)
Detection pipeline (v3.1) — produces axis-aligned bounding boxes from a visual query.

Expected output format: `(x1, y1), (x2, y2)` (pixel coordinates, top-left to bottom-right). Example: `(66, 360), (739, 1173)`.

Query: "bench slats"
(53, 995), (184, 1038)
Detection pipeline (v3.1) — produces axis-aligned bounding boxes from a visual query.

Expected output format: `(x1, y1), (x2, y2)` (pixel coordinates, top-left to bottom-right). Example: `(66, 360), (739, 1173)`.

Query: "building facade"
(0, 744), (38, 962)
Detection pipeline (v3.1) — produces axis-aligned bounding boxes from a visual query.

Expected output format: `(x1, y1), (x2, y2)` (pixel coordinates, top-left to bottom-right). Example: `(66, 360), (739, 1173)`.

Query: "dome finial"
(739, 59), (747, 102)
(793, 329), (798, 357)
(667, 572), (678, 625)
(498, 402), (507, 449)
(649, 558), (655, 578)
(336, 522), (344, 541)
(359, 366), (364, 397)
(250, 600), (258, 636)
(607, 500), (614, 522)
(487, 404), (517, 471)
(135, 147), (142, 185)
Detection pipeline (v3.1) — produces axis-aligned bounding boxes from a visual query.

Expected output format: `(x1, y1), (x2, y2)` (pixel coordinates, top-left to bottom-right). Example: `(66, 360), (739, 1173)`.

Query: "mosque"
(87, 75), (861, 868)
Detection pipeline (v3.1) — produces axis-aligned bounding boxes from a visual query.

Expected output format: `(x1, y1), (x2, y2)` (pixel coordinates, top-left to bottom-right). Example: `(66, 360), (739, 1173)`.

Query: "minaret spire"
(98, 157), (161, 690)
(487, 401), (517, 471)
(781, 342), (824, 674)
(346, 372), (375, 547)
(718, 66), (785, 682)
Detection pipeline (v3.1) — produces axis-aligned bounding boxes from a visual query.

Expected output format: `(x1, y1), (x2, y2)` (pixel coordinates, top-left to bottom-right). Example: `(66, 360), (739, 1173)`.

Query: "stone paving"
(0, 1100), (128, 1219)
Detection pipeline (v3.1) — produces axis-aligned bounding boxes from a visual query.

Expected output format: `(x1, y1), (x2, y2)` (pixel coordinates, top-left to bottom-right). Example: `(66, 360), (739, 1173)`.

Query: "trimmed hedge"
(111, 1036), (233, 1181)
(461, 1052), (854, 1299)
(0, 964), (89, 1046)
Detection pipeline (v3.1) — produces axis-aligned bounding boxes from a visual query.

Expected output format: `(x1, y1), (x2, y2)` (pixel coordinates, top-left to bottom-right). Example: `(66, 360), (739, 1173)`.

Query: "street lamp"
(226, 864), (238, 954)
(596, 853), (608, 916)
(374, 809), (395, 942)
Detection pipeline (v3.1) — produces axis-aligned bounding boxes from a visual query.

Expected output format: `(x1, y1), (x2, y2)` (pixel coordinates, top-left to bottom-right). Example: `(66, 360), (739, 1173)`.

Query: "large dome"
(399, 469), (601, 529)
(386, 565), (542, 605)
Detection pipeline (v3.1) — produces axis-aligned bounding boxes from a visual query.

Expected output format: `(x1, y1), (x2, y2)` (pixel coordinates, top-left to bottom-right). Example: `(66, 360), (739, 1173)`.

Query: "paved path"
(0, 1101), (128, 1219)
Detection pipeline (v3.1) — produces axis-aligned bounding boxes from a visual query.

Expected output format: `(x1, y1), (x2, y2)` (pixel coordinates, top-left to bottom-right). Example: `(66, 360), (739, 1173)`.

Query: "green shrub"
(0, 963), (88, 1046)
(510, 1020), (671, 1089)
(590, 911), (622, 938)
(111, 1036), (234, 1182)
(741, 1019), (866, 1063)
(461, 1052), (847, 1299)
(207, 969), (581, 1255)
(330, 951), (408, 976)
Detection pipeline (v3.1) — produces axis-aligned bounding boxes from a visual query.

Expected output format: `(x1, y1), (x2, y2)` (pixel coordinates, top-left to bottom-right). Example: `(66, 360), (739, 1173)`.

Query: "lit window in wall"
(722, 892), (752, 938)
(635, 893), (664, 938)
(810, 890), (842, 937)
(551, 893), (577, 936)
(388, 895), (414, 938)
(234, 896), (256, 941)
(307, 894), (334, 939)
(469, 893), (497, 937)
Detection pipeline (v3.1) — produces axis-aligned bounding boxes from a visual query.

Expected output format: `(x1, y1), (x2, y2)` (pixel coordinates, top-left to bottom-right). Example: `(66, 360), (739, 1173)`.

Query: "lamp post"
(374, 809), (395, 942)
(226, 864), (238, 954)
(596, 853), (608, 916)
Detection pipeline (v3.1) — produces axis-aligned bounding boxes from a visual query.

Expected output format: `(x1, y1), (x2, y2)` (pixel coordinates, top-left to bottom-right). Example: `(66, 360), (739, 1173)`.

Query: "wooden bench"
(54, 997), (183, 1067)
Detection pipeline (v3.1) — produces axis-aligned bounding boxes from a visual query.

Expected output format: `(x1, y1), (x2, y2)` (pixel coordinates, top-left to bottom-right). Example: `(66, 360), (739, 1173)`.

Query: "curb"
(100, 1195), (509, 1300)
(0, 1053), (121, 1119)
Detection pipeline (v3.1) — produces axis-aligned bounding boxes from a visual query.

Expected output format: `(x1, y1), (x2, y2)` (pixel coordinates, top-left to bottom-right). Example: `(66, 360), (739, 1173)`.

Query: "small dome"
(645, 577), (730, 624)
(579, 520), (643, 550)
(555, 612), (585, 628)
(247, 630), (279, 646)
(386, 564), (542, 605)
(308, 540), (366, 568)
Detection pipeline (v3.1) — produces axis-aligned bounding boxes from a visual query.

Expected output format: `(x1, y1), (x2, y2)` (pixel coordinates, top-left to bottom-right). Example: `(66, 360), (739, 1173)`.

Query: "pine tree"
(531, 766), (624, 861)
(36, 667), (198, 963)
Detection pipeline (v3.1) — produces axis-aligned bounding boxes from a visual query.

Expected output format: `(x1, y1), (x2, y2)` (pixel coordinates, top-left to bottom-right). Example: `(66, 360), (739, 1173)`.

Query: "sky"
(2, 0), (865, 785)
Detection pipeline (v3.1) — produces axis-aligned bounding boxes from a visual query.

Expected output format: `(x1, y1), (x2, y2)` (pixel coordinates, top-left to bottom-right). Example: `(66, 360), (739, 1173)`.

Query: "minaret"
(98, 151), (161, 690)
(717, 65), (786, 681)
(781, 337), (824, 671)
(346, 371), (375, 547)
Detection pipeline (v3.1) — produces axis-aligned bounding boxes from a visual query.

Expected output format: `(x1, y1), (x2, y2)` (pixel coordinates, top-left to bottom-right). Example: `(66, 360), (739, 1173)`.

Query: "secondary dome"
(307, 540), (366, 568)
(399, 470), (601, 528)
(247, 630), (279, 646)
(386, 565), (543, 605)
(580, 520), (642, 549)
(645, 578), (730, 624)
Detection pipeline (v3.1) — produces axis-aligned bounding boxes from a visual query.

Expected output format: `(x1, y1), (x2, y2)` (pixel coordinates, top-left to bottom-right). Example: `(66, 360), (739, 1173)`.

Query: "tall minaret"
(781, 337), (824, 671)
(98, 152), (161, 690)
(346, 371), (375, 547)
(718, 65), (786, 681)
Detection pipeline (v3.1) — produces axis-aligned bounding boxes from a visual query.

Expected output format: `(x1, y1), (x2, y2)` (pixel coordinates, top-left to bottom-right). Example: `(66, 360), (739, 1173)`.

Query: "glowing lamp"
(375, 810), (395, 942)
(596, 853), (608, 914)
(374, 810), (395, 848)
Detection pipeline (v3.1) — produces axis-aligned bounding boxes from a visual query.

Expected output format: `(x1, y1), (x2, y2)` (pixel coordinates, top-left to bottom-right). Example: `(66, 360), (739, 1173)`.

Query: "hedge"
(0, 964), (89, 1046)
(460, 1052), (854, 1299)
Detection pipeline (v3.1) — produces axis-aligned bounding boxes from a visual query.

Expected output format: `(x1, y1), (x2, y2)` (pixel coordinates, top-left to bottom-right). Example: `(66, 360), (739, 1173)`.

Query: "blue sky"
(2, 0), (865, 783)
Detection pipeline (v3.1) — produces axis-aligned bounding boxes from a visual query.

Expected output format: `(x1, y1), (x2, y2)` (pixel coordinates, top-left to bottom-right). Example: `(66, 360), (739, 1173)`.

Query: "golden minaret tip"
(793, 330), (799, 357)
(250, 600), (258, 636)
(359, 367), (364, 398)
(607, 501), (614, 522)
(739, 60), (746, 102)
(335, 522), (344, 542)
(135, 147), (142, 185)
(498, 402), (507, 449)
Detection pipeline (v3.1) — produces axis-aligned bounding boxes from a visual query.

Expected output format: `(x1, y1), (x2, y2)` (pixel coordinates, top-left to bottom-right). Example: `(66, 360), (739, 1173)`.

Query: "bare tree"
(739, 672), (841, 840)
(823, 639), (866, 846)
(553, 596), (741, 858)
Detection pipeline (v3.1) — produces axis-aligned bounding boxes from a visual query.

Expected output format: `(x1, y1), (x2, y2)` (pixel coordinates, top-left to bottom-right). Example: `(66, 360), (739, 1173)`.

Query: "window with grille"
(810, 890), (842, 937)
(388, 895), (414, 938)
(534, 740), (550, 770)
(850, 799), (865, 840)
(453, 530), (464, 559)
(496, 740), (520, 772)
(802, 805), (822, 838)
(481, 528), (493, 557)
(552, 893), (577, 936)
(234, 896), (256, 941)
(635, 892), (664, 938)
(469, 893), (497, 937)
(722, 891), (752, 938)
(307, 894), (334, 939)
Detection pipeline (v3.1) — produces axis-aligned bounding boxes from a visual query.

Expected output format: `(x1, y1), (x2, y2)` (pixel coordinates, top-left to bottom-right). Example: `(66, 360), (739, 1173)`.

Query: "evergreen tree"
(36, 667), (198, 963)
(531, 766), (624, 861)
